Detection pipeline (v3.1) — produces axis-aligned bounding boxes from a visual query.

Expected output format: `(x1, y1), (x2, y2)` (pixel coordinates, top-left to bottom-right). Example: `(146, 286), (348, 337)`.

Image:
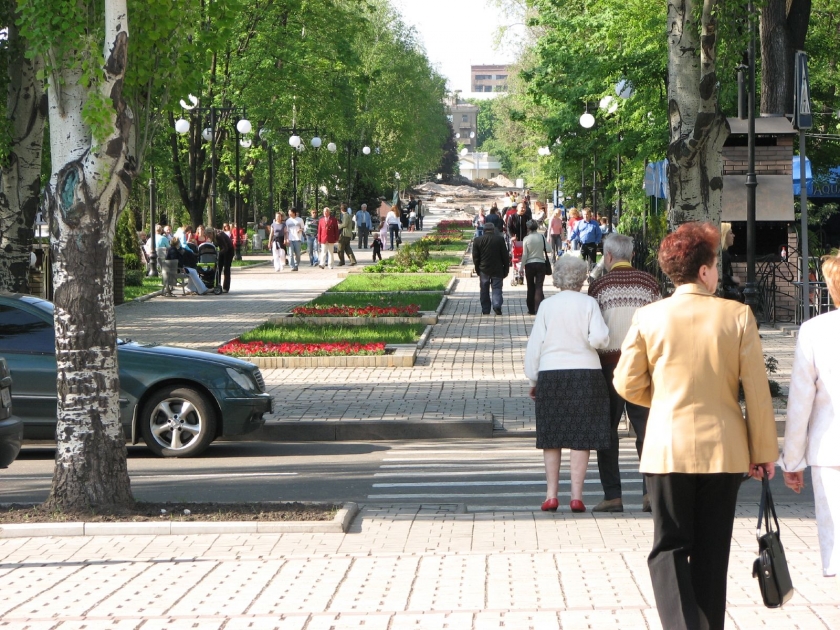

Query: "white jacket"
(524, 290), (609, 386)
(780, 309), (840, 471)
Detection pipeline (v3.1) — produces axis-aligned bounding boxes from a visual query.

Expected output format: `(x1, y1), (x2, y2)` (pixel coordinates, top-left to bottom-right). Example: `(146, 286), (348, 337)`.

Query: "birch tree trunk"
(666, 0), (730, 226)
(43, 0), (135, 511)
(0, 22), (47, 293)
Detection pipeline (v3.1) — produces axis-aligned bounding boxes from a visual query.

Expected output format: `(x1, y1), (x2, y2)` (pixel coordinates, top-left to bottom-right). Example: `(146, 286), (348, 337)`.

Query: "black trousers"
(597, 362), (650, 500)
(581, 242), (598, 267)
(358, 227), (369, 249)
(646, 473), (742, 630)
(524, 262), (546, 315)
(219, 249), (234, 292)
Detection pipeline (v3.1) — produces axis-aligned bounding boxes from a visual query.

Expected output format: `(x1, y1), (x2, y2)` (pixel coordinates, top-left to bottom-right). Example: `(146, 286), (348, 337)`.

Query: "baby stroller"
(509, 240), (525, 287)
(197, 242), (223, 295)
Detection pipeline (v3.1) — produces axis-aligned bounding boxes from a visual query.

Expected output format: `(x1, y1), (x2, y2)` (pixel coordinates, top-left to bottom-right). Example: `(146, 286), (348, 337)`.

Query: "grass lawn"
(328, 273), (452, 293)
(123, 277), (162, 301)
(306, 292), (444, 311)
(426, 241), (469, 252)
(239, 322), (426, 344)
(231, 259), (266, 267)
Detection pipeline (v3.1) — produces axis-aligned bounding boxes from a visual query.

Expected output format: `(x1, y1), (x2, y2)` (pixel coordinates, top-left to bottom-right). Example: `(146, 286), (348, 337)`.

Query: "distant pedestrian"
(613, 222), (778, 630)
(472, 223), (509, 316)
(208, 227), (233, 293)
(416, 198), (424, 230)
(285, 208), (304, 272)
(304, 211), (319, 267)
(337, 204), (357, 266)
(780, 252), (840, 582)
(524, 255), (611, 513)
(355, 203), (372, 249)
(506, 202), (532, 243)
(548, 208), (564, 262)
(484, 205), (502, 232)
(408, 209), (417, 231)
(386, 205), (401, 250)
(521, 220), (551, 315)
(569, 208), (602, 268)
(473, 207), (486, 237)
(270, 212), (287, 272)
(371, 234), (383, 262)
(588, 234), (661, 513)
(317, 207), (339, 270)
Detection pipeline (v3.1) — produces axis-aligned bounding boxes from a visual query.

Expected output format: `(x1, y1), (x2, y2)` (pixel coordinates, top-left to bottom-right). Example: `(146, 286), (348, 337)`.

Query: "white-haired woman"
(524, 255), (610, 513)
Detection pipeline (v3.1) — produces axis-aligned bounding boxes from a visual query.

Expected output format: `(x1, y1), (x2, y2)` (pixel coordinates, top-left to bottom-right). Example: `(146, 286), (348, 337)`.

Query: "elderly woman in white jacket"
(525, 255), (611, 514)
(781, 252), (840, 579)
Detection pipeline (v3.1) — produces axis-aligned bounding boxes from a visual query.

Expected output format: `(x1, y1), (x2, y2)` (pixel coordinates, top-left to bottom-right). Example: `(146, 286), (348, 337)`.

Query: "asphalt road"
(1, 438), (813, 511)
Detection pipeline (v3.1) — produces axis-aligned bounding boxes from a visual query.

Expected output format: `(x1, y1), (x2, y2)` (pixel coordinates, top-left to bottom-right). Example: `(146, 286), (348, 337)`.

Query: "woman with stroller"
(270, 212), (287, 272)
(524, 255), (611, 513)
(165, 237), (208, 295)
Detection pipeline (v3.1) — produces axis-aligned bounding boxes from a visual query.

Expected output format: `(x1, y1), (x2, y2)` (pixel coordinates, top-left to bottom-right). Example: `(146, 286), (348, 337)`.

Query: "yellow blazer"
(613, 283), (779, 474)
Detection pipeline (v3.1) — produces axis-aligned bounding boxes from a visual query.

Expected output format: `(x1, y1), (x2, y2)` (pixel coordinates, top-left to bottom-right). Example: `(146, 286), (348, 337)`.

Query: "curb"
(224, 418), (494, 442)
(268, 313), (439, 326)
(0, 502), (359, 538)
(241, 346), (416, 368)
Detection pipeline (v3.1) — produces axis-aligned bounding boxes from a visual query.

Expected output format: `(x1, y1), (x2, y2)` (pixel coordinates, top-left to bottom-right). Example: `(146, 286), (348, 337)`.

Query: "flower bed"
(328, 274), (453, 292)
(436, 220), (472, 229)
(421, 234), (466, 246)
(363, 258), (455, 273)
(219, 340), (387, 357)
(292, 304), (420, 317)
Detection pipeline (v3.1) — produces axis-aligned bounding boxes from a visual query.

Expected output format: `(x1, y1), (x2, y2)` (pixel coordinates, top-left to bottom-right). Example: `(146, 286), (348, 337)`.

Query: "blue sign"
(794, 52), (813, 130)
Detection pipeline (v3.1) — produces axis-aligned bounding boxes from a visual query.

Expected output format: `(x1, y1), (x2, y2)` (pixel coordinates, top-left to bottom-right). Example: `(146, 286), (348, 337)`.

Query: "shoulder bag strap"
(756, 475), (781, 540)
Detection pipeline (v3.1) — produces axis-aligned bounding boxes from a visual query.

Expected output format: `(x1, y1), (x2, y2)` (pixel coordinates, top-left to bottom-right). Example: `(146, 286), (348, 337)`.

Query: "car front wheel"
(140, 386), (217, 457)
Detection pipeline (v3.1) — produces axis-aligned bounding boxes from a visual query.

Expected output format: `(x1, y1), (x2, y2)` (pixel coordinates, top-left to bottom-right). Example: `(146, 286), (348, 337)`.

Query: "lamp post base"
(234, 245), (243, 262)
(743, 282), (760, 319)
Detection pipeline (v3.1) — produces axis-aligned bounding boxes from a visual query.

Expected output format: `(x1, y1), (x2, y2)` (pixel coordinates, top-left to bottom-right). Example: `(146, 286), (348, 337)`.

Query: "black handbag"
(752, 476), (794, 608)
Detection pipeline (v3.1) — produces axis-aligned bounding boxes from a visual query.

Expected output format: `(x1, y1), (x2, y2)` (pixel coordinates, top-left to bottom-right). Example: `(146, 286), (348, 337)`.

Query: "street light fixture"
(579, 109), (595, 129)
(362, 146), (371, 155)
(289, 135), (302, 148)
(327, 142), (337, 153)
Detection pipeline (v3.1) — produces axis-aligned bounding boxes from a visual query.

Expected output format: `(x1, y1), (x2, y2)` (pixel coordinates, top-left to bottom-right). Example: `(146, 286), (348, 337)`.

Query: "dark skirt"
(535, 368), (611, 450)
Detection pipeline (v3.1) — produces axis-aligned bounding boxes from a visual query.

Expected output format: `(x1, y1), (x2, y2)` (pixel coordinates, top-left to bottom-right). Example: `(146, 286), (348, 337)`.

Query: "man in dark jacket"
(506, 202), (532, 243)
(472, 223), (510, 315)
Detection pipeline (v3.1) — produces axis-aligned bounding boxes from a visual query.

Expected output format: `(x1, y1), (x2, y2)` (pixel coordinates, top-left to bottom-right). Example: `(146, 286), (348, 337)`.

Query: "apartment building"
(471, 65), (510, 93)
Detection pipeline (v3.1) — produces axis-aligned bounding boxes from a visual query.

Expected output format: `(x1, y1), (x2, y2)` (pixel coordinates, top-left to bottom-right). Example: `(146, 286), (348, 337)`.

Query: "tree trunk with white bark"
(43, 0), (135, 511)
(0, 22), (47, 294)
(666, 0), (730, 226)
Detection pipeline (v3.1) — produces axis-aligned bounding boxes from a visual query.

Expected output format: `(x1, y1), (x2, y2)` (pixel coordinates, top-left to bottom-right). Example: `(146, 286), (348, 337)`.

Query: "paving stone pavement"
(0, 505), (834, 629)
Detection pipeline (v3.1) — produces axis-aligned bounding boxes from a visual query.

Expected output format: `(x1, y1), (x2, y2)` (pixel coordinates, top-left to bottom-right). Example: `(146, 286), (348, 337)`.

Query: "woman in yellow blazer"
(614, 222), (779, 630)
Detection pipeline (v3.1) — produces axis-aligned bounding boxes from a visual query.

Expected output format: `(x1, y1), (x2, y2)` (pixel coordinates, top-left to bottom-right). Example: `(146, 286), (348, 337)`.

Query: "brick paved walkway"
(0, 505), (833, 629)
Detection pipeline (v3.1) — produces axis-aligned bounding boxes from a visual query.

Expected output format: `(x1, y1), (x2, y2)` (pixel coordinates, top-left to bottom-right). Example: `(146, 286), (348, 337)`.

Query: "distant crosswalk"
(368, 440), (646, 511)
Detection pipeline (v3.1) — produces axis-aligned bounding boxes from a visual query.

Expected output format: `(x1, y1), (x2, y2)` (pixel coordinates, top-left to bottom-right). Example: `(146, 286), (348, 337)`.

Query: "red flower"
(218, 340), (388, 357)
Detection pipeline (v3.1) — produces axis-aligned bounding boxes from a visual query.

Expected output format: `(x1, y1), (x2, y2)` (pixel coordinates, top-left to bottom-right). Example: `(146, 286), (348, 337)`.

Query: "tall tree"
(0, 17), (46, 293)
(18, 0), (136, 510)
(665, 0), (729, 224)
(760, 0), (811, 115)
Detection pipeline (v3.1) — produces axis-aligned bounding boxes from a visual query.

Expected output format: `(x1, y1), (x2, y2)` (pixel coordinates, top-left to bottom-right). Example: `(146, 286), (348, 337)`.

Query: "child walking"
(371, 234), (383, 261)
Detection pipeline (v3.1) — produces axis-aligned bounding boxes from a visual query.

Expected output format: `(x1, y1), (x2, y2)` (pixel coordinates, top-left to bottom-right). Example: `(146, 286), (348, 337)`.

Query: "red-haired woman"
(613, 222), (779, 630)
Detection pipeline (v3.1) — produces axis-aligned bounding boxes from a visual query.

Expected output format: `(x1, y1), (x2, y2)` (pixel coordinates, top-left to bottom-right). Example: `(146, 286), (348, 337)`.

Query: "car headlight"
(226, 368), (257, 391)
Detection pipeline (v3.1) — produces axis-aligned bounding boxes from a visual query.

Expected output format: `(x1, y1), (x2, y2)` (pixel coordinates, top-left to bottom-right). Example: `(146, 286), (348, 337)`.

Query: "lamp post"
(743, 0), (759, 314)
(579, 107), (596, 217)
(174, 98), (250, 230)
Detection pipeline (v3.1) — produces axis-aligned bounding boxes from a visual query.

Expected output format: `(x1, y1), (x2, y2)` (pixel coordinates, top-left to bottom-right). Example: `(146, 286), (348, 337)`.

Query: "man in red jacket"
(317, 207), (339, 269)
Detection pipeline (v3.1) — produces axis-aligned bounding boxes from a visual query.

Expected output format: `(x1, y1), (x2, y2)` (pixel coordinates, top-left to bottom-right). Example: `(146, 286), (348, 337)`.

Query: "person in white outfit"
(270, 212), (287, 272)
(780, 252), (840, 581)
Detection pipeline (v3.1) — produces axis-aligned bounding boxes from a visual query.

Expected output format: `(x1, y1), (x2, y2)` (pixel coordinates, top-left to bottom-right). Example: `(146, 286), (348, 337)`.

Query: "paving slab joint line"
(0, 502), (359, 538)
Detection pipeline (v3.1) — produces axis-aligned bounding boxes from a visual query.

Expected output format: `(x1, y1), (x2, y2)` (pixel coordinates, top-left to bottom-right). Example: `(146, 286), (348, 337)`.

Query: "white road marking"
(372, 479), (643, 488)
(368, 490), (643, 499)
(1, 472), (298, 481)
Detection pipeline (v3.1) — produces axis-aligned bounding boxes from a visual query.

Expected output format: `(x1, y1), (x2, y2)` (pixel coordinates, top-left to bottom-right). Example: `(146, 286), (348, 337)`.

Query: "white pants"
(813, 466), (840, 577)
(319, 242), (334, 268)
(272, 242), (286, 271)
(184, 267), (208, 295)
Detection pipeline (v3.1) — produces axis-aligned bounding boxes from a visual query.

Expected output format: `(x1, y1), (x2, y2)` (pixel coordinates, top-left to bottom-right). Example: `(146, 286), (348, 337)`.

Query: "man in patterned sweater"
(588, 234), (662, 513)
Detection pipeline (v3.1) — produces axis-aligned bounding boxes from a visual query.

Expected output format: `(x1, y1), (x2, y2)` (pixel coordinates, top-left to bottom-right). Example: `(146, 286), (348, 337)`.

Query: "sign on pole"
(794, 51), (813, 130)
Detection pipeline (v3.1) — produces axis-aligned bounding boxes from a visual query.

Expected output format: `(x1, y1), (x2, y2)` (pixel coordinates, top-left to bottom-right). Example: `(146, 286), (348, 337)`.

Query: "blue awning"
(644, 159), (668, 199)
(793, 157), (840, 198)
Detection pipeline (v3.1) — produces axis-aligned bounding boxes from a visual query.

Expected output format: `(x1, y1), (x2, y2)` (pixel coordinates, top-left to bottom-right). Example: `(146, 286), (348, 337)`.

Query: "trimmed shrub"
(125, 270), (145, 286)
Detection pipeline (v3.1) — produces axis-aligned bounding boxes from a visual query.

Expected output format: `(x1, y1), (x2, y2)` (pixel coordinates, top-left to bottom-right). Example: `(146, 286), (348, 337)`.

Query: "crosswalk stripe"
(374, 470), (641, 478)
(372, 479), (642, 488)
(368, 490), (643, 499)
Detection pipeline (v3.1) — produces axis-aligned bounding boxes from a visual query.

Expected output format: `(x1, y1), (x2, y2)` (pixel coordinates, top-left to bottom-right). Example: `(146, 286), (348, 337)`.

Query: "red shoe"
(541, 498), (559, 512)
(570, 500), (586, 513)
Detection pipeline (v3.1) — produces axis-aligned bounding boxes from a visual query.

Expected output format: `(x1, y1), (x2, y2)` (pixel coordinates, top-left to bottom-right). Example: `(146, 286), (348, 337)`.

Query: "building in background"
(471, 65), (509, 93)
(444, 95), (479, 150)
(459, 152), (502, 181)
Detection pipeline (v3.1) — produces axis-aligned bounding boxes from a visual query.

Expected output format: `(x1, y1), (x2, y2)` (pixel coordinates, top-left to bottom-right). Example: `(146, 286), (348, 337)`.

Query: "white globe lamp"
(289, 135), (301, 148)
(236, 119), (252, 135)
(327, 142), (337, 153)
(310, 136), (322, 149)
(239, 139), (252, 148)
(201, 127), (213, 142)
(362, 146), (371, 155)
(175, 118), (190, 135)
(579, 111), (595, 129)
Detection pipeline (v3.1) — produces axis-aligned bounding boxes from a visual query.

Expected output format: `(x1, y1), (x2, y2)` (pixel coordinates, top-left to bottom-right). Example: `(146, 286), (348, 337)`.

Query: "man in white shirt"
(285, 208), (304, 272)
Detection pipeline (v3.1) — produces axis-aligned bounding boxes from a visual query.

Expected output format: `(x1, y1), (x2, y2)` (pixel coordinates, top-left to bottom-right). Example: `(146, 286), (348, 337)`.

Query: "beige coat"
(613, 283), (779, 474)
